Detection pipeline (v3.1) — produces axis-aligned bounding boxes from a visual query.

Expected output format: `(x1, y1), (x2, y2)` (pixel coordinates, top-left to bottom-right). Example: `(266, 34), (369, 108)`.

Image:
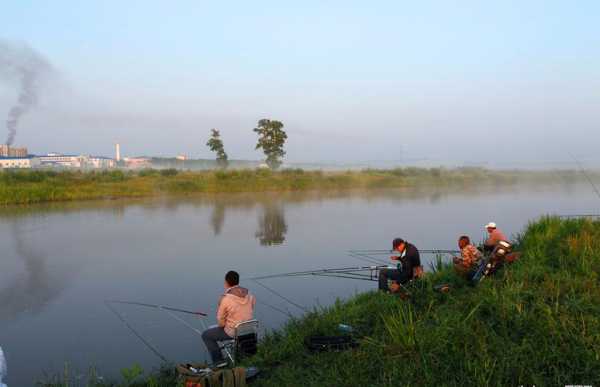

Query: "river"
(0, 182), (597, 386)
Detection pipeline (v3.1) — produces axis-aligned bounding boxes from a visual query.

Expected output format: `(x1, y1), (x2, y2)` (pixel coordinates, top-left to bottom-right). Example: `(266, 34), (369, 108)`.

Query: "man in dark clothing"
(378, 238), (422, 292)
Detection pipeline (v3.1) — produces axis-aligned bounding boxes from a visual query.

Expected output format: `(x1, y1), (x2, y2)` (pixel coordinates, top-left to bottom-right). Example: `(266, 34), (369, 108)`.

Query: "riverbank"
(39, 216), (600, 386)
(0, 167), (582, 205)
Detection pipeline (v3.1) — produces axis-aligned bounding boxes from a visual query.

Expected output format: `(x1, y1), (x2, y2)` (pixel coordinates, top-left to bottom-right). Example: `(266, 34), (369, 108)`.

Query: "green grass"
(243, 216), (600, 386)
(0, 167), (582, 205)
(39, 216), (600, 386)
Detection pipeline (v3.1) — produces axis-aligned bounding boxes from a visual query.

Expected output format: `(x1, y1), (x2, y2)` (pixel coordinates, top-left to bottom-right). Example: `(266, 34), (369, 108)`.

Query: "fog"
(1, 1), (599, 167)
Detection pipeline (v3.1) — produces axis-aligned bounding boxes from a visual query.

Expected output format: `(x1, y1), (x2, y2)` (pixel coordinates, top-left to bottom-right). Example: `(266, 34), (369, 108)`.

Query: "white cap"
(485, 222), (497, 229)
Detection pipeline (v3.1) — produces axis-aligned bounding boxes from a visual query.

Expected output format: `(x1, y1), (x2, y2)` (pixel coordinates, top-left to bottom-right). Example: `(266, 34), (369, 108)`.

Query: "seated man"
(453, 235), (482, 279)
(483, 222), (507, 253)
(201, 270), (256, 366)
(378, 238), (422, 292)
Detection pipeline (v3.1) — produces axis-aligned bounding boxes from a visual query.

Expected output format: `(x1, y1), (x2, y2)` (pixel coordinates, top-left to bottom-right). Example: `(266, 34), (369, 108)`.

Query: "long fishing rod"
(106, 300), (208, 317)
(349, 249), (460, 255)
(250, 265), (386, 281)
(348, 251), (389, 265)
(105, 301), (170, 363)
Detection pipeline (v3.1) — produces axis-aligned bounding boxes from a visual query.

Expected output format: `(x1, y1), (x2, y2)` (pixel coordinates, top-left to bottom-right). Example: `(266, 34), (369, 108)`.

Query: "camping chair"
(218, 319), (259, 366)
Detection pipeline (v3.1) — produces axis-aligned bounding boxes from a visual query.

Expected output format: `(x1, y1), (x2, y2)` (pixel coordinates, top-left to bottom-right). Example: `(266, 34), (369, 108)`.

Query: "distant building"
(87, 156), (116, 169)
(176, 154), (187, 161)
(39, 153), (116, 169)
(0, 156), (40, 169)
(39, 154), (86, 168)
(124, 157), (152, 169)
(0, 145), (28, 158)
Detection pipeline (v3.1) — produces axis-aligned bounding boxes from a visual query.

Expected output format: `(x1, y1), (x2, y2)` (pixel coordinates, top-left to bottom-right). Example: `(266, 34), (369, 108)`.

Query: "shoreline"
(0, 167), (584, 206)
(38, 215), (600, 386)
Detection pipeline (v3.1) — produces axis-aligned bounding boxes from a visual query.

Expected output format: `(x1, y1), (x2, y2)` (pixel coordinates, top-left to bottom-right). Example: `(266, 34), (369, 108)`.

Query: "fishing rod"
(106, 300), (208, 317)
(348, 249), (460, 255)
(105, 301), (170, 363)
(250, 265), (387, 281)
(348, 251), (389, 265)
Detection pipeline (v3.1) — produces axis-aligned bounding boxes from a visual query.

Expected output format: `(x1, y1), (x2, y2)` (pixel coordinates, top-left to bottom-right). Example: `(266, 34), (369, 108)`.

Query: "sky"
(1, 0), (599, 166)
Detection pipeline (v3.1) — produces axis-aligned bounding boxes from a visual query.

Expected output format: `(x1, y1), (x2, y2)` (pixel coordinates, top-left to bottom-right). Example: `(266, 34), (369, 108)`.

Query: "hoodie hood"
(224, 286), (251, 305)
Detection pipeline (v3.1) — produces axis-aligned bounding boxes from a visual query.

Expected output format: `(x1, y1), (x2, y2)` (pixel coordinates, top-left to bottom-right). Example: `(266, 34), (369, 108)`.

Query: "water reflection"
(255, 203), (288, 246)
(0, 222), (67, 322)
(210, 202), (226, 236)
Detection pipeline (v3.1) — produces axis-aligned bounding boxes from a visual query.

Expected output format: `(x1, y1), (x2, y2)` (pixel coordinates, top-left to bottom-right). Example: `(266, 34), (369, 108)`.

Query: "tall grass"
(0, 167), (581, 206)
(243, 216), (600, 386)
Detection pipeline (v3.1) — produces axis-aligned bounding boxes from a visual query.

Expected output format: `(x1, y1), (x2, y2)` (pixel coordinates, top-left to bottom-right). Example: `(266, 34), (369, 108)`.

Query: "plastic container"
(0, 346), (7, 387)
(337, 323), (354, 333)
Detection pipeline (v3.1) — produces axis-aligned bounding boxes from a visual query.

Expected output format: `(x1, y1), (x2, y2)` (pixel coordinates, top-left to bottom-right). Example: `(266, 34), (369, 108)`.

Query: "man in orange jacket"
(201, 271), (256, 366)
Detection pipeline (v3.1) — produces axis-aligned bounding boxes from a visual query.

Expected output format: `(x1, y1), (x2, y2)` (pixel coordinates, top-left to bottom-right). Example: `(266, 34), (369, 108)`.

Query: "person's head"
(392, 238), (405, 252)
(485, 222), (497, 234)
(224, 270), (240, 289)
(458, 235), (470, 249)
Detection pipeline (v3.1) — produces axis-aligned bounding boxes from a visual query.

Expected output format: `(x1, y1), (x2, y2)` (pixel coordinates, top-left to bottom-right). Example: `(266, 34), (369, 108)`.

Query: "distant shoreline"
(0, 167), (586, 206)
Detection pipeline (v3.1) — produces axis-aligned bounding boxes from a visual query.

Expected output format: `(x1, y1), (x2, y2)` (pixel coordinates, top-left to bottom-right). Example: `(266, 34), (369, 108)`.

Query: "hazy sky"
(1, 0), (599, 166)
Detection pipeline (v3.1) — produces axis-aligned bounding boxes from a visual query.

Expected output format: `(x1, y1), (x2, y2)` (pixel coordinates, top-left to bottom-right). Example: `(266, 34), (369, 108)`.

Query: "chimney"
(115, 143), (121, 162)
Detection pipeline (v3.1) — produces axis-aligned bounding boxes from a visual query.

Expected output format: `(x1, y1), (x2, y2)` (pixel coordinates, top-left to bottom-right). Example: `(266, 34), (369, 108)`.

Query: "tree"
(206, 129), (228, 169)
(253, 119), (287, 170)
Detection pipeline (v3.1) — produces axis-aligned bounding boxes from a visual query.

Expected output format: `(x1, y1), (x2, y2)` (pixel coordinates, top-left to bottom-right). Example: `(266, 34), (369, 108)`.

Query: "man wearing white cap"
(484, 222), (507, 252)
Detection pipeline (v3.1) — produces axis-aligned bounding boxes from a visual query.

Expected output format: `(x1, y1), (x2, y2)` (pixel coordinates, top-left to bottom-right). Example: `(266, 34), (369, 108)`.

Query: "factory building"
(39, 154), (86, 168)
(87, 156), (116, 169)
(123, 157), (152, 169)
(38, 154), (117, 169)
(0, 156), (41, 169)
(0, 145), (28, 158)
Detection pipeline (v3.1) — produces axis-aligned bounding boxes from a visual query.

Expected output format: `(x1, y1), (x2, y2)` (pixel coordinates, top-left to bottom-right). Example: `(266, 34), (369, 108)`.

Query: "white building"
(124, 157), (152, 169)
(38, 154), (116, 169)
(87, 156), (116, 169)
(39, 154), (86, 168)
(0, 156), (41, 169)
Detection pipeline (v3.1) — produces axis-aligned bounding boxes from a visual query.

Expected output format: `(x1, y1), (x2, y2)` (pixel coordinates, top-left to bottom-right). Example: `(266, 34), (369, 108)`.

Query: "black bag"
(304, 335), (358, 352)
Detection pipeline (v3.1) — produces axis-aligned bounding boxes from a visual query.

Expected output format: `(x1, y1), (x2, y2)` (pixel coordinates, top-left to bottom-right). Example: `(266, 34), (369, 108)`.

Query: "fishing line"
(105, 301), (169, 363)
(252, 279), (309, 313)
(256, 299), (294, 319)
(569, 152), (600, 202)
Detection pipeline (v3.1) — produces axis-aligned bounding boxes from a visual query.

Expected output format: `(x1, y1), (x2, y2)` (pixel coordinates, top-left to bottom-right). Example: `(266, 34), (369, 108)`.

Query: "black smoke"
(0, 41), (53, 145)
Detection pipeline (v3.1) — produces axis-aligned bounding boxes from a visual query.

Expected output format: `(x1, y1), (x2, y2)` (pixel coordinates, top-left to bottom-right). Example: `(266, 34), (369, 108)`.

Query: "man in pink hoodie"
(201, 270), (256, 366)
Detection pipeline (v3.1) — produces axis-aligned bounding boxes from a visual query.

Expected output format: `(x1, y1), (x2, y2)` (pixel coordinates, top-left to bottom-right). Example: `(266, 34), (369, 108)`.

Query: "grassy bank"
(0, 167), (581, 205)
(40, 216), (600, 386)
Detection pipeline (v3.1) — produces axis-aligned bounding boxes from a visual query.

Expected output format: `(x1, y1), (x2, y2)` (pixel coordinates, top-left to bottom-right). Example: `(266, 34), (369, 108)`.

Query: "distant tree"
(253, 119), (287, 170)
(206, 129), (228, 169)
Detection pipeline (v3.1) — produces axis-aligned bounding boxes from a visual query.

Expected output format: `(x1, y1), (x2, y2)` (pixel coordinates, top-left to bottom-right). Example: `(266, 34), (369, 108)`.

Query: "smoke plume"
(0, 40), (53, 145)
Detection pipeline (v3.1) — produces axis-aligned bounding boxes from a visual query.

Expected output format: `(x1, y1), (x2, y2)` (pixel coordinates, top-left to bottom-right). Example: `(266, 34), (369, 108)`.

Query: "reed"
(0, 167), (581, 206)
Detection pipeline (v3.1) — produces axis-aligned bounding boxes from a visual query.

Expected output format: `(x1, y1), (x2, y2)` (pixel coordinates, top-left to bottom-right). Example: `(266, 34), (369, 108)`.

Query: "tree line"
(206, 118), (287, 170)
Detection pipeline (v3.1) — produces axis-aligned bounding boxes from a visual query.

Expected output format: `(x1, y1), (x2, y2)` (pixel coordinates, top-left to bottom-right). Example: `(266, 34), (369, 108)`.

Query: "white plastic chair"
(218, 319), (259, 365)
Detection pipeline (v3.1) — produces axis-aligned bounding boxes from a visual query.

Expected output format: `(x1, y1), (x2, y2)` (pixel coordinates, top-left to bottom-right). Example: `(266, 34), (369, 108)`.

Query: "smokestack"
(115, 143), (121, 162)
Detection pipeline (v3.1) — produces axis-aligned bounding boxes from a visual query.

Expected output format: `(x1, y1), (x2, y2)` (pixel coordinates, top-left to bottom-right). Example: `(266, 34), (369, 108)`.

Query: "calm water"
(1, 183), (598, 386)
